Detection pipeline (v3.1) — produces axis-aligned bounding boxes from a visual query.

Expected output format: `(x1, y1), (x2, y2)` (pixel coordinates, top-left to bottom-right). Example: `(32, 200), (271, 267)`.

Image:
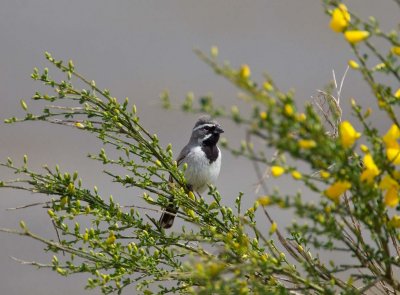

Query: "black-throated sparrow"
(159, 116), (224, 229)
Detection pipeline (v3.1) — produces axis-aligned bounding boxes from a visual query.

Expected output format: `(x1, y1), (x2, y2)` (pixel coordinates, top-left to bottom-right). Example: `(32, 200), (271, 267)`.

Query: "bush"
(1, 1), (400, 294)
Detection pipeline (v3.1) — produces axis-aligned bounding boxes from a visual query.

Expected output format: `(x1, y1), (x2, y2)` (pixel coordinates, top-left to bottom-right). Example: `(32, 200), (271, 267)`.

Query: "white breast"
(181, 146), (221, 193)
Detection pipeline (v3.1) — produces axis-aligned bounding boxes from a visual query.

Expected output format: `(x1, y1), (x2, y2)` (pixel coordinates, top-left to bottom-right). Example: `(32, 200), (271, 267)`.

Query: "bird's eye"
(203, 126), (212, 131)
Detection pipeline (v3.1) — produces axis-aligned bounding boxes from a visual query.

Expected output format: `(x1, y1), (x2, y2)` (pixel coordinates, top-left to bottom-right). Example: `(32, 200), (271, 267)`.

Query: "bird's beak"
(214, 126), (224, 134)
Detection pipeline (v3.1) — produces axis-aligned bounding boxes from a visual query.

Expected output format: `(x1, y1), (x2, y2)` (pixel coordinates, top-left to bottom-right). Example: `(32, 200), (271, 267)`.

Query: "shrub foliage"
(1, 1), (400, 294)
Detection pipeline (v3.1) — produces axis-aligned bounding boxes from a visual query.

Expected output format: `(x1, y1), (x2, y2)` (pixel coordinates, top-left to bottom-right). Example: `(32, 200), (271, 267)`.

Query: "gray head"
(190, 115), (224, 146)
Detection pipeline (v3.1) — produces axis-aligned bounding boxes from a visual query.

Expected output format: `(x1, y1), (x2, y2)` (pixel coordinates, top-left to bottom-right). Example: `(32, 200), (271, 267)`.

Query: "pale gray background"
(0, 1), (397, 294)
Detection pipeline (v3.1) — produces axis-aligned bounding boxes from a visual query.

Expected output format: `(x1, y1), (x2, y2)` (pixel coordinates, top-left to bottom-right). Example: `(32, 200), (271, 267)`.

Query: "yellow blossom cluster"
(329, 4), (350, 32)
(329, 4), (370, 44)
(380, 174), (399, 207)
(379, 124), (400, 207)
(326, 124), (400, 207)
(339, 121), (361, 148)
(324, 180), (351, 203)
(383, 124), (400, 165)
(360, 154), (381, 183)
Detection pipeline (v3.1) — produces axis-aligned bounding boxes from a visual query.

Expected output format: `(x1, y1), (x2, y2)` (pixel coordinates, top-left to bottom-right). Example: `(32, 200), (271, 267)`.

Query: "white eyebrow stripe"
(192, 123), (215, 132)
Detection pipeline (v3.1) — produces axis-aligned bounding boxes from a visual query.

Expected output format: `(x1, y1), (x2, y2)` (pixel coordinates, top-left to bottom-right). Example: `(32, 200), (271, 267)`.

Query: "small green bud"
(56, 267), (66, 275)
(64, 172), (70, 181)
(47, 209), (55, 218)
(68, 60), (74, 70)
(210, 46), (219, 57)
(19, 220), (27, 230)
(187, 209), (196, 219)
(60, 196), (68, 207)
(67, 183), (75, 194)
(20, 100), (28, 111)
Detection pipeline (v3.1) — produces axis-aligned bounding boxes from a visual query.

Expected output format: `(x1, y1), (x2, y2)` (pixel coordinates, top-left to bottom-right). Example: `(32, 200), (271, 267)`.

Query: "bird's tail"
(159, 203), (178, 229)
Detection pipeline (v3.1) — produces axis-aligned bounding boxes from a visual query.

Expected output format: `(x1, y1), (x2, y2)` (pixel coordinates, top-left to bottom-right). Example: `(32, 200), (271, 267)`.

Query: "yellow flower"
(379, 174), (400, 208)
(360, 144), (369, 153)
(383, 124), (400, 164)
(360, 154), (381, 183)
(320, 170), (331, 179)
(387, 146), (400, 165)
(257, 196), (271, 206)
(263, 81), (274, 91)
(344, 30), (370, 44)
(240, 64), (251, 79)
(259, 111), (268, 120)
(106, 231), (116, 245)
(394, 171), (400, 180)
(383, 124), (400, 147)
(394, 88), (400, 99)
(384, 186), (399, 208)
(324, 180), (351, 203)
(284, 104), (294, 116)
(388, 215), (400, 228)
(379, 174), (399, 190)
(298, 139), (317, 149)
(269, 221), (278, 235)
(210, 46), (219, 57)
(291, 170), (302, 180)
(339, 121), (361, 148)
(329, 4), (350, 33)
(296, 113), (307, 122)
(348, 59), (359, 69)
(74, 122), (85, 129)
(271, 166), (285, 177)
(391, 46), (400, 56)
(372, 63), (386, 71)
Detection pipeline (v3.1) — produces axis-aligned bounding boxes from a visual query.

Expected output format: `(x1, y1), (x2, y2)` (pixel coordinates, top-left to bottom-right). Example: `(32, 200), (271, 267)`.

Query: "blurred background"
(0, 0), (397, 294)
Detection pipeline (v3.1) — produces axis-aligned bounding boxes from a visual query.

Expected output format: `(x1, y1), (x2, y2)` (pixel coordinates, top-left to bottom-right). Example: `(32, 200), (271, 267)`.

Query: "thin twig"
(6, 202), (49, 211)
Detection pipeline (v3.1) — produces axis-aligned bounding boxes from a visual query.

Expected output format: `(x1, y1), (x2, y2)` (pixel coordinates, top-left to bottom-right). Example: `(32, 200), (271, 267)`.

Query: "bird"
(159, 115), (224, 229)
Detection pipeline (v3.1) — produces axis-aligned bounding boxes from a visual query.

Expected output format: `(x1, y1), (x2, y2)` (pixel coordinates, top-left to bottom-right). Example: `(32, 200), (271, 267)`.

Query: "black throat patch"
(201, 144), (219, 163)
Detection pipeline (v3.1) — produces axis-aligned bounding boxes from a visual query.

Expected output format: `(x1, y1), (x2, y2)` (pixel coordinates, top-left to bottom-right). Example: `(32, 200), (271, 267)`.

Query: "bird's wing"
(176, 144), (191, 166)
